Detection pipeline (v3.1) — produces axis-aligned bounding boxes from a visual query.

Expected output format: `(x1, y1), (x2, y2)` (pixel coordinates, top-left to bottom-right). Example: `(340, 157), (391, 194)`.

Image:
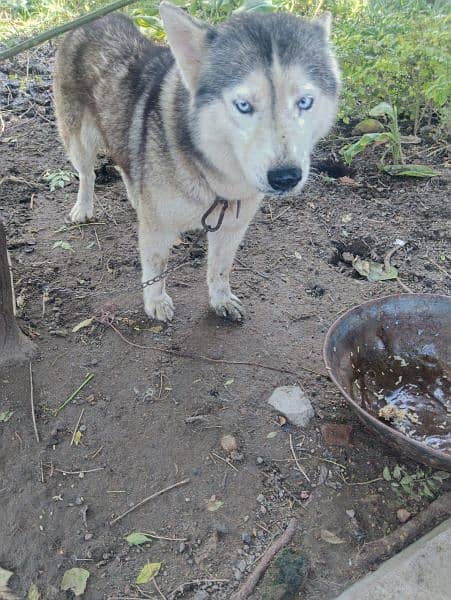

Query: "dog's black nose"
(267, 166), (302, 192)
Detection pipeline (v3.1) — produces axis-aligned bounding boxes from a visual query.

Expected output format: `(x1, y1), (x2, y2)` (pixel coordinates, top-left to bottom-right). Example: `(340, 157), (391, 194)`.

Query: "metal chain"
(9, 198), (233, 301)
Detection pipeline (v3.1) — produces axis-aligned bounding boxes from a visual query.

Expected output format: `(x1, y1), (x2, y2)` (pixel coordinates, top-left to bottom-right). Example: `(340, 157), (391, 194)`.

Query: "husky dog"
(53, 2), (340, 322)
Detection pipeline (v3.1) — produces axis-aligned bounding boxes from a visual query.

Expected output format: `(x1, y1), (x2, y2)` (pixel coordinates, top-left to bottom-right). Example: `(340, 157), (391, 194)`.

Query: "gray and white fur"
(53, 2), (340, 321)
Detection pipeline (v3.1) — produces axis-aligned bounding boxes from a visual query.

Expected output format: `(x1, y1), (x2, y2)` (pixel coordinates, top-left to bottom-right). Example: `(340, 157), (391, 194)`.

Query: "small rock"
(321, 423), (352, 446)
(397, 508), (411, 523)
(256, 493), (265, 504)
(220, 434), (238, 453)
(267, 386), (315, 427)
(84, 533), (93, 541)
(179, 542), (186, 553)
(256, 456), (264, 465)
(346, 509), (355, 519)
(237, 559), (247, 573)
(241, 532), (252, 545)
(75, 496), (84, 505)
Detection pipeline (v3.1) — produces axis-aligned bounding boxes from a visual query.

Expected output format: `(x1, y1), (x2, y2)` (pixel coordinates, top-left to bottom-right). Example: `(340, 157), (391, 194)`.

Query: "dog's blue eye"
(234, 100), (253, 114)
(297, 95), (314, 111)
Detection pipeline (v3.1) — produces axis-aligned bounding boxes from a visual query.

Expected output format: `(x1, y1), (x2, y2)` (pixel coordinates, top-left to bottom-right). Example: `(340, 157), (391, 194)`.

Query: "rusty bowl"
(323, 294), (451, 471)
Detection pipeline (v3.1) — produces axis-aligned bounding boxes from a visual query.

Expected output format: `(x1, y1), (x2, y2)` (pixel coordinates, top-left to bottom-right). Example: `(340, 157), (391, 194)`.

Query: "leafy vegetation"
(383, 464), (450, 500)
(0, 0), (449, 129)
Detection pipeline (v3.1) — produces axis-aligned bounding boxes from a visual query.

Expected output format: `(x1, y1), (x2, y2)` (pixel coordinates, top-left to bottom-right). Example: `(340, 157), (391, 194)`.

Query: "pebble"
(346, 509), (355, 518)
(256, 456), (264, 465)
(75, 496), (84, 505)
(179, 542), (186, 553)
(256, 493), (265, 504)
(84, 533), (93, 541)
(267, 386), (315, 427)
(237, 559), (247, 573)
(397, 508), (411, 523)
(220, 434), (238, 453)
(241, 532), (251, 544)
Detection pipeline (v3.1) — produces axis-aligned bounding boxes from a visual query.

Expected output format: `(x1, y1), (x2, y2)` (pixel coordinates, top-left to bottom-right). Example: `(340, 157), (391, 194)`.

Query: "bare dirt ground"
(0, 47), (450, 600)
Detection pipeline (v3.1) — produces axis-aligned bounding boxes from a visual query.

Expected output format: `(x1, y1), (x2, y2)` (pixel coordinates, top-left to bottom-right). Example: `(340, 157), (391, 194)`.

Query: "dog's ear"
(160, 2), (212, 91)
(314, 11), (332, 38)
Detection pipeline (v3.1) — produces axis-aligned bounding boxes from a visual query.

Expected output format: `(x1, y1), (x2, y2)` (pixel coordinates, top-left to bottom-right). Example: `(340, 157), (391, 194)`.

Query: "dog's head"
(160, 2), (340, 197)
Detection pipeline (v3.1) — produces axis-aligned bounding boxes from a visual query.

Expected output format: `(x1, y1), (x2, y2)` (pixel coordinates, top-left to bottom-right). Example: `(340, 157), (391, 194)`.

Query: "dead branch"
(354, 491), (451, 570)
(230, 518), (298, 600)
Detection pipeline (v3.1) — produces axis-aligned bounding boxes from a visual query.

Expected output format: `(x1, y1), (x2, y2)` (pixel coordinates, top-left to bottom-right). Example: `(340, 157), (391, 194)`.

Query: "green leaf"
(266, 431), (277, 439)
(400, 475), (413, 486)
(0, 411), (13, 422)
(28, 583), (41, 600)
(321, 529), (345, 544)
(234, 0), (275, 14)
(136, 562), (161, 584)
(383, 466), (392, 481)
(352, 257), (398, 282)
(61, 568), (90, 596)
(342, 132), (389, 164)
(125, 532), (153, 546)
(224, 379), (234, 386)
(383, 164), (440, 178)
(421, 483), (435, 498)
(393, 465), (401, 480)
(52, 240), (75, 253)
(369, 102), (395, 119)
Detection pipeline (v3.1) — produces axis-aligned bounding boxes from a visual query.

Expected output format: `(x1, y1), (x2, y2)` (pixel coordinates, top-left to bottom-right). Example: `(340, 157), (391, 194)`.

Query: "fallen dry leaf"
(321, 529), (345, 544)
(72, 317), (95, 333)
(136, 562), (161, 584)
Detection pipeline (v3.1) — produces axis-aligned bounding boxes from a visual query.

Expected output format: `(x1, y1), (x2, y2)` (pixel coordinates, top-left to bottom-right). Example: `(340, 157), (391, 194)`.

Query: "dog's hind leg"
(66, 112), (100, 223)
(137, 205), (177, 322)
(207, 199), (258, 321)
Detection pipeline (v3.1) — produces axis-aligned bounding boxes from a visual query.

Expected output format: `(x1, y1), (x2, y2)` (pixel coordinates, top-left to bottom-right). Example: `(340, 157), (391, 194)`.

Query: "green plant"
(343, 102), (402, 165)
(44, 169), (75, 191)
(342, 101), (441, 176)
(383, 464), (450, 500)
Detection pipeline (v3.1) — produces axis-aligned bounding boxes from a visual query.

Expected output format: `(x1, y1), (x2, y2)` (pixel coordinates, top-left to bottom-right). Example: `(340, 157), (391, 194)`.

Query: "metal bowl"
(323, 294), (451, 471)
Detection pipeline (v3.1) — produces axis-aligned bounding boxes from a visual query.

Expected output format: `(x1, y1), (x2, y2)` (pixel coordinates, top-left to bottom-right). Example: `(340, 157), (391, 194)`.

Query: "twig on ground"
(398, 279), (414, 293)
(211, 451), (239, 473)
(354, 491), (451, 570)
(152, 577), (167, 600)
(425, 256), (450, 278)
(272, 206), (291, 221)
(108, 322), (326, 378)
(29, 362), (39, 443)
(52, 466), (104, 475)
(110, 478), (190, 525)
(346, 477), (383, 486)
(289, 434), (310, 482)
(70, 408), (85, 446)
(143, 531), (188, 542)
(55, 372), (94, 415)
(185, 415), (209, 424)
(235, 257), (270, 280)
(231, 518), (298, 599)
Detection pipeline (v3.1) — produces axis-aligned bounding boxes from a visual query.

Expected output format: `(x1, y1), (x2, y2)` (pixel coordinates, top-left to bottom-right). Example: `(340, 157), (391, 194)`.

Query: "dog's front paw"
(211, 294), (245, 322)
(70, 202), (93, 223)
(144, 293), (174, 322)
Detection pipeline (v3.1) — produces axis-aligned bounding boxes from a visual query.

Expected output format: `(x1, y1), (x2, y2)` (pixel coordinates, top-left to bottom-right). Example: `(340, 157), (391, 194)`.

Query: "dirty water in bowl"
(350, 344), (451, 455)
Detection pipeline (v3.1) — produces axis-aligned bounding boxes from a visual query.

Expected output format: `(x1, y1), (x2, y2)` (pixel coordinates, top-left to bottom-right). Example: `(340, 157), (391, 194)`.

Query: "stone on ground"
(267, 386), (314, 427)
